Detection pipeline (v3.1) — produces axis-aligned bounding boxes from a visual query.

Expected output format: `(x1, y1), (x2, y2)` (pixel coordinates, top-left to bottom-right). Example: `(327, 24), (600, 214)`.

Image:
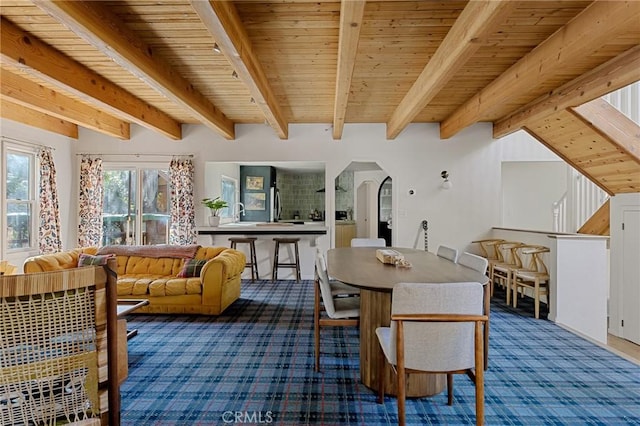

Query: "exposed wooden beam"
(386, 0), (515, 140)
(0, 17), (181, 140)
(1, 98), (78, 138)
(33, 1), (234, 139)
(494, 46), (640, 138)
(441, 0), (640, 139)
(522, 126), (614, 196)
(191, 0), (287, 139)
(1, 69), (129, 140)
(332, 0), (366, 140)
(570, 98), (640, 166)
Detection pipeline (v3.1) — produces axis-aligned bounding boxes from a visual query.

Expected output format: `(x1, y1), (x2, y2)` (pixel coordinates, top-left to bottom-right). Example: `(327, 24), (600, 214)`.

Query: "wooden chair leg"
(534, 279), (540, 319)
(377, 347), (385, 404)
(397, 322), (406, 426)
(475, 321), (485, 426)
(314, 283), (321, 372)
(447, 373), (454, 406)
(397, 368), (406, 426)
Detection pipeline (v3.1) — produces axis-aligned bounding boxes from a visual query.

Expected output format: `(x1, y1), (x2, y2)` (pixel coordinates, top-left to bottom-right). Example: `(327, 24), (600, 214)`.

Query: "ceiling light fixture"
(212, 43), (221, 54)
(231, 70), (238, 79)
(250, 97), (255, 104)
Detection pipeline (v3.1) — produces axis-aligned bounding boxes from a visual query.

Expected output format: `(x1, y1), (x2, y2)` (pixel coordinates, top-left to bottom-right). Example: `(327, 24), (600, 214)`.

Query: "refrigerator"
(240, 165), (281, 222)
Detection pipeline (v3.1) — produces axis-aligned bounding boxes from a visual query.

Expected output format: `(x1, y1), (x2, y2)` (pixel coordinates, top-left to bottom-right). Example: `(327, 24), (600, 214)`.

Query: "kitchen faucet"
(234, 202), (245, 222)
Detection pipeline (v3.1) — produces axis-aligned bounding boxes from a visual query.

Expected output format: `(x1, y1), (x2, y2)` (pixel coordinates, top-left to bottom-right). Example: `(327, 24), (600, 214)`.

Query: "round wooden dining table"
(326, 247), (490, 397)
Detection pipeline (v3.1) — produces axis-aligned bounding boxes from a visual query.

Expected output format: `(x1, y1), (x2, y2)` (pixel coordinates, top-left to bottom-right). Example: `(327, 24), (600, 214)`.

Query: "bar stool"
(272, 237), (301, 282)
(229, 237), (259, 282)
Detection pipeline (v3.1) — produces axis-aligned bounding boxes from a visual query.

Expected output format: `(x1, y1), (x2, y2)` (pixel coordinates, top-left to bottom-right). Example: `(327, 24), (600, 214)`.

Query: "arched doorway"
(378, 176), (392, 245)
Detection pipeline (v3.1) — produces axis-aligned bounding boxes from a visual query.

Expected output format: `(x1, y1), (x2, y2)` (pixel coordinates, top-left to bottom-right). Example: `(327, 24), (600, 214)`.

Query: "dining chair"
(471, 239), (505, 261)
(376, 282), (487, 426)
(436, 245), (459, 263)
(471, 239), (504, 278)
(314, 251), (360, 372)
(511, 246), (550, 319)
(457, 251), (489, 275)
(489, 241), (523, 300)
(350, 237), (387, 247)
(316, 248), (360, 296)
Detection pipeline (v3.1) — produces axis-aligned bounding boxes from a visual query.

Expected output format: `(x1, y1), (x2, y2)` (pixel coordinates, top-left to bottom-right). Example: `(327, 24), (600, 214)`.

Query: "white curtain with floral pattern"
(38, 148), (62, 253)
(78, 156), (104, 247)
(169, 157), (197, 245)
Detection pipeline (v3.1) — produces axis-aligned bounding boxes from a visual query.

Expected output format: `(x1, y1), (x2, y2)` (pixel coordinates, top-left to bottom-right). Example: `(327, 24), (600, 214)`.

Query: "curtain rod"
(75, 153), (193, 157)
(1, 136), (55, 151)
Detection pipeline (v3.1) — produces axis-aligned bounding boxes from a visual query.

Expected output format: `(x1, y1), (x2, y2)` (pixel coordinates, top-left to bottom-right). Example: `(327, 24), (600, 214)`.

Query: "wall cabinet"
(335, 223), (356, 247)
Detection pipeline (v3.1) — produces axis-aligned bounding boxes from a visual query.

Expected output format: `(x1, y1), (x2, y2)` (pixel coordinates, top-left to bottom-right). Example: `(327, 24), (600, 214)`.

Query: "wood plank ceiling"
(1, 0), (639, 194)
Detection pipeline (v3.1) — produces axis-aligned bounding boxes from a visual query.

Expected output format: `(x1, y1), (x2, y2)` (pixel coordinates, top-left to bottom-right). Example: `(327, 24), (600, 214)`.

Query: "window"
(220, 175), (237, 222)
(102, 166), (170, 245)
(3, 147), (36, 252)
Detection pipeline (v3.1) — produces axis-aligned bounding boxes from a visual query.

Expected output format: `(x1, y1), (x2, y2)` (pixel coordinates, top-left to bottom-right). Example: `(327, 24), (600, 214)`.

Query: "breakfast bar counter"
(197, 222), (329, 280)
(198, 222), (327, 235)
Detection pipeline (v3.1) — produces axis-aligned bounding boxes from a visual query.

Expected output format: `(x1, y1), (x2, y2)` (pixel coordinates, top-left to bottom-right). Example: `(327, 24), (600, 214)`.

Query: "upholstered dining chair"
(350, 237), (387, 247)
(316, 249), (360, 296)
(436, 245), (459, 263)
(376, 282), (487, 426)
(457, 252), (489, 275)
(314, 251), (360, 372)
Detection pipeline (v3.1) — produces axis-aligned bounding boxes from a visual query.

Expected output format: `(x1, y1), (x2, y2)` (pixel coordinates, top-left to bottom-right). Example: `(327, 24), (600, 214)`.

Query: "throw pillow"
(177, 258), (207, 278)
(78, 253), (115, 267)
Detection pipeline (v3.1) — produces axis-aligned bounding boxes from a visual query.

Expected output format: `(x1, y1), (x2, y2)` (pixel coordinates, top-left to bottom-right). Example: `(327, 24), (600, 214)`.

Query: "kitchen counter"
(197, 222), (329, 280)
(198, 222), (327, 235)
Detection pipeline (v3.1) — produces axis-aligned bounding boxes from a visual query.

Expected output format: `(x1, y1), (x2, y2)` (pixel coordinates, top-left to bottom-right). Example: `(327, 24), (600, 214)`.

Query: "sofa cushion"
(177, 258), (207, 278)
(116, 275), (202, 297)
(78, 253), (114, 267)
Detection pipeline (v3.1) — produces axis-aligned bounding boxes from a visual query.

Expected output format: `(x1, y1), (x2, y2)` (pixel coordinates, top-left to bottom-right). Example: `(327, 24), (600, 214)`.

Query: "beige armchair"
(376, 282), (488, 426)
(314, 250), (360, 372)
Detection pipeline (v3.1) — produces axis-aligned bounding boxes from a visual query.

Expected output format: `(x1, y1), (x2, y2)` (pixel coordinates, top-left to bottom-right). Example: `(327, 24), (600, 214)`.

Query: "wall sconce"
(231, 70), (238, 79)
(441, 170), (452, 190)
(212, 43), (221, 54)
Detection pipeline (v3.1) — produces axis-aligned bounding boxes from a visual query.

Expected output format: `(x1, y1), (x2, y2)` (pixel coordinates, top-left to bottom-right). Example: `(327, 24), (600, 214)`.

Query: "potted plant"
(202, 197), (228, 226)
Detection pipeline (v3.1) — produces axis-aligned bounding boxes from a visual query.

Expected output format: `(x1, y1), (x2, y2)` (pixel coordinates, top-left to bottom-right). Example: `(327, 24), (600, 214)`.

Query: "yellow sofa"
(23, 245), (246, 315)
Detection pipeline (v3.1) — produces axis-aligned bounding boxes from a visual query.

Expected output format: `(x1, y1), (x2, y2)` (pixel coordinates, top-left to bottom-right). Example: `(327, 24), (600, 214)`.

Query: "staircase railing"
(552, 193), (567, 233)
(552, 170), (608, 233)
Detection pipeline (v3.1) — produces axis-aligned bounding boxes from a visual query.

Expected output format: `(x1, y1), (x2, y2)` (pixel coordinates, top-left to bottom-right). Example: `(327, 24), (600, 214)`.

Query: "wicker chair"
(0, 260), (121, 425)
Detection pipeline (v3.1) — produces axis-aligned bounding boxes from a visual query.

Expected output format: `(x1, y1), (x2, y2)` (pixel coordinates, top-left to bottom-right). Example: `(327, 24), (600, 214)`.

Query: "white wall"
(501, 161), (567, 230)
(68, 122), (505, 255)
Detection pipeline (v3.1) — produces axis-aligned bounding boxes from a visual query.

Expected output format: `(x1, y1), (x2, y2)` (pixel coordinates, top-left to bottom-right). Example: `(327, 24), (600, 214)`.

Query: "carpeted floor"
(120, 280), (640, 425)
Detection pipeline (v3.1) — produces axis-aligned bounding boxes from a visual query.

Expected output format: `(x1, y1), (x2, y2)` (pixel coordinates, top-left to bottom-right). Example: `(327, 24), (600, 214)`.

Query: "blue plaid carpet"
(120, 280), (640, 425)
